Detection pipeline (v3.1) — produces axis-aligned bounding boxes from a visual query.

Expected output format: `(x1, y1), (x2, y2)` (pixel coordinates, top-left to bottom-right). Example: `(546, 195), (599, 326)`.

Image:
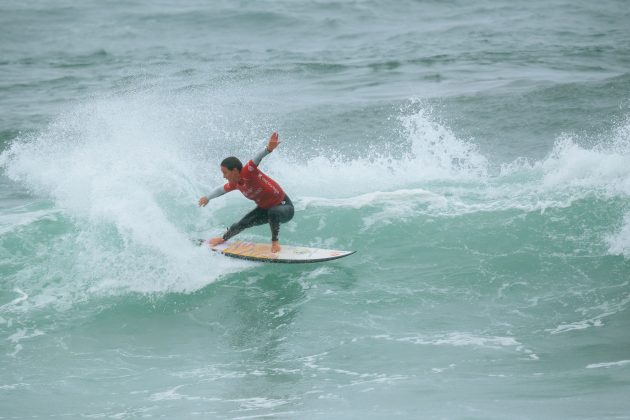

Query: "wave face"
(2, 0), (630, 418)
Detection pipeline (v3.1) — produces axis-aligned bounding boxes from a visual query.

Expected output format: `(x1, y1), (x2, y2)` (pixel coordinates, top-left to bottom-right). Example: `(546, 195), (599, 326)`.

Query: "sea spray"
(273, 104), (490, 198)
(0, 93), (255, 307)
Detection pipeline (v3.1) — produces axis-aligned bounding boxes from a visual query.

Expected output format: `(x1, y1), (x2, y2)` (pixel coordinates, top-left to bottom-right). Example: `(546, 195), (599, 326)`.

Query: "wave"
(1, 91), (629, 311)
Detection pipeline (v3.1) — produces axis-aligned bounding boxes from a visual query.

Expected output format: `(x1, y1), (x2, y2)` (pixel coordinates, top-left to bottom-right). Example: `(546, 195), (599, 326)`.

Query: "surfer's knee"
(269, 198), (294, 224)
(268, 206), (292, 224)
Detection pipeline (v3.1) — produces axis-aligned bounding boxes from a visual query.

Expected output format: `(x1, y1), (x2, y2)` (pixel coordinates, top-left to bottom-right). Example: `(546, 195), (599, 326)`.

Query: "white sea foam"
(547, 318), (605, 335)
(0, 208), (61, 236)
(0, 289), (29, 312)
(149, 385), (204, 402)
(395, 332), (521, 349)
(539, 134), (630, 196)
(372, 332), (537, 359)
(547, 292), (630, 335)
(432, 364), (456, 373)
(231, 397), (292, 410)
(5, 327), (45, 357)
(607, 220), (630, 256)
(586, 360), (630, 369)
(605, 120), (630, 257)
(533, 120), (630, 257)
(298, 188), (447, 210)
(0, 383), (29, 390)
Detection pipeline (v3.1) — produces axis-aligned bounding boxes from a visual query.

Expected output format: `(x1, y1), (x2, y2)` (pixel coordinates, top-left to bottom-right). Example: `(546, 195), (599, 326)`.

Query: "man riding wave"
(198, 132), (294, 253)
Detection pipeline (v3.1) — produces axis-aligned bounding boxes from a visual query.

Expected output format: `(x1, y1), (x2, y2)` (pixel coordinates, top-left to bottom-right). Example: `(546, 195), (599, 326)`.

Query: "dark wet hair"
(221, 156), (243, 171)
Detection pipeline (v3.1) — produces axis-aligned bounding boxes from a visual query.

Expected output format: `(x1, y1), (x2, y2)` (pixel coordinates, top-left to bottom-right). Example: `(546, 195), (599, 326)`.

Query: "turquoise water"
(2, 1), (630, 418)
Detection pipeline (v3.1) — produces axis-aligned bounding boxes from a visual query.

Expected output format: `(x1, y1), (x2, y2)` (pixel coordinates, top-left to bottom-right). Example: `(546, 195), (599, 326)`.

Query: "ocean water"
(1, 0), (630, 418)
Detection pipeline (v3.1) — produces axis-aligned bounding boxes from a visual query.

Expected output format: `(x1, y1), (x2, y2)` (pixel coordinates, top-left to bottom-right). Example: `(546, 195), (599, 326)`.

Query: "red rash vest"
(224, 160), (285, 209)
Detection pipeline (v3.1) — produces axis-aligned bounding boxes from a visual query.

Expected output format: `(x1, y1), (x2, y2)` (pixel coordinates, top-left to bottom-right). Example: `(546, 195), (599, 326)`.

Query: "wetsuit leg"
(222, 207), (268, 241)
(267, 195), (295, 242)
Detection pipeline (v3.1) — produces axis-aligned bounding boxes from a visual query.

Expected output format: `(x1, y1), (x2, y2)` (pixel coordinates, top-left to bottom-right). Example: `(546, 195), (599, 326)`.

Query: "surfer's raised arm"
(252, 131), (280, 166)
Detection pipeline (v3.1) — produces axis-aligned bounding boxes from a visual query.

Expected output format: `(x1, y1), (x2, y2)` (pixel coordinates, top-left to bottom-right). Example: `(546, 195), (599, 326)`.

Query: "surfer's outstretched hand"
(209, 237), (225, 246)
(198, 196), (209, 207)
(271, 241), (281, 253)
(267, 132), (280, 152)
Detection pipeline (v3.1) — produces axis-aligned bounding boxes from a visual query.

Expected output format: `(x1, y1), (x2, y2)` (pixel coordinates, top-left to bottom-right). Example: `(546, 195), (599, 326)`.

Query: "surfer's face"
(221, 166), (240, 183)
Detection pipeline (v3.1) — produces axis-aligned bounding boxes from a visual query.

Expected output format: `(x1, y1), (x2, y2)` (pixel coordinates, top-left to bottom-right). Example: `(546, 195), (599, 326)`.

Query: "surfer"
(198, 132), (294, 253)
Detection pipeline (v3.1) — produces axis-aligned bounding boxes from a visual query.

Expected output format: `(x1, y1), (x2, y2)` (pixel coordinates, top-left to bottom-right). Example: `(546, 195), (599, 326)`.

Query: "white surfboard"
(201, 239), (355, 263)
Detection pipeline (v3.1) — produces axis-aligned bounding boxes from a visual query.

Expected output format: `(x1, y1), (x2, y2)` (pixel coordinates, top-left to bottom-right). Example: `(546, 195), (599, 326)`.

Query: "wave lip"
(273, 104), (489, 199)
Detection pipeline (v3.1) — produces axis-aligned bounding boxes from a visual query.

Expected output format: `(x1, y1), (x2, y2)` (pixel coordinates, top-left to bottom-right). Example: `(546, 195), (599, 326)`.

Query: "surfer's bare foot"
(271, 241), (281, 253)
(209, 237), (225, 246)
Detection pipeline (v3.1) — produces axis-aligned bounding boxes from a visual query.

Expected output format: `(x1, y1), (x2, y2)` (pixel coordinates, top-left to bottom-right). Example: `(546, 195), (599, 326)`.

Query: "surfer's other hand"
(198, 196), (209, 207)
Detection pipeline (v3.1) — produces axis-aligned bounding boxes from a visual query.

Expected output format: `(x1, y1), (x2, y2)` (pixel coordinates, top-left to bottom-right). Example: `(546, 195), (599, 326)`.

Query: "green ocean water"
(1, 0), (630, 418)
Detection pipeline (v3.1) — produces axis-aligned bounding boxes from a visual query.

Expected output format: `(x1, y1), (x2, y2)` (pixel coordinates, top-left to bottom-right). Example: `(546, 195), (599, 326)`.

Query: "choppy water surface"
(1, 0), (630, 418)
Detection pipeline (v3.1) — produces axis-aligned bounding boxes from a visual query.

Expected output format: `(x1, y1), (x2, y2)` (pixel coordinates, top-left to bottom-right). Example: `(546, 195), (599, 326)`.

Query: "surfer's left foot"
(209, 237), (225, 246)
(271, 241), (281, 253)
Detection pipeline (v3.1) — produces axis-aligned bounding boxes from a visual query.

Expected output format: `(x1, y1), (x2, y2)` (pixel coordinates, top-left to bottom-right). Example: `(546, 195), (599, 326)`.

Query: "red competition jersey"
(224, 160), (285, 209)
